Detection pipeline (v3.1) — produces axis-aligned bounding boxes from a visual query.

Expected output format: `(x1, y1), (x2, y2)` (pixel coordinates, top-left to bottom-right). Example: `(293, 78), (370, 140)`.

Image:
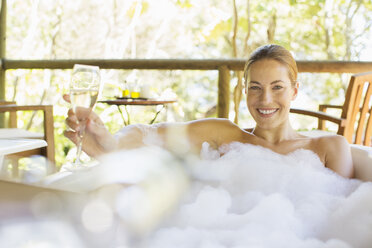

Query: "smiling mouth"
(257, 108), (279, 116)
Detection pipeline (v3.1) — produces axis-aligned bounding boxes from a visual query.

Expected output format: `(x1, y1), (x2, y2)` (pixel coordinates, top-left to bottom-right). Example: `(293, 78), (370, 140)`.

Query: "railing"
(1, 0), (372, 117)
(1, 58), (372, 118)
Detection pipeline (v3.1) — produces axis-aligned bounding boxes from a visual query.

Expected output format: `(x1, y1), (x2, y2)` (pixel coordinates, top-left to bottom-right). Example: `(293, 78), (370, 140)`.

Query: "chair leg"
(11, 159), (19, 178)
(43, 106), (56, 172)
(3, 155), (19, 178)
(9, 111), (17, 128)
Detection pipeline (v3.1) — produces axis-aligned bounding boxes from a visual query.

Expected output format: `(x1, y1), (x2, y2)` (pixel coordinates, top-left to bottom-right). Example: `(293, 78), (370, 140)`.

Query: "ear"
(291, 82), (299, 100)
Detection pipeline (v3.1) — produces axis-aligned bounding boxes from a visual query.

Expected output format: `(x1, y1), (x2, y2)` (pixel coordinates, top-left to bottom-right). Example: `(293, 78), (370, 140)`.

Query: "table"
(0, 138), (47, 177)
(99, 98), (177, 125)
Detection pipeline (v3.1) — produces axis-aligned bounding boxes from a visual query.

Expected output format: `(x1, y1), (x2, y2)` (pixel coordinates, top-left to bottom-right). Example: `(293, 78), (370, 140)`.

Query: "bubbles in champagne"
(70, 89), (98, 110)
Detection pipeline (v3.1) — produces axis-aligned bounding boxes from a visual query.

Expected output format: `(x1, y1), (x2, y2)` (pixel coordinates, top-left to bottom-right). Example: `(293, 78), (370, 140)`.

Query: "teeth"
(258, 109), (277, 114)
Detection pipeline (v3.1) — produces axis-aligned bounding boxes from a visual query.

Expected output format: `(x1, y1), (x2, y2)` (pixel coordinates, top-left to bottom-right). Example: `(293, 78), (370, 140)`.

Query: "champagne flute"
(69, 64), (100, 167)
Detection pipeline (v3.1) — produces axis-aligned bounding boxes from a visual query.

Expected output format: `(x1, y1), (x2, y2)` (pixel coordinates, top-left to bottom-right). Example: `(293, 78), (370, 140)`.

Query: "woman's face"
(246, 59), (298, 130)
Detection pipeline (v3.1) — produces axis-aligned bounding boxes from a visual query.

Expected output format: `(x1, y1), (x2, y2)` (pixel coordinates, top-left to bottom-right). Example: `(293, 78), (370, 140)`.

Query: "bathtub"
(0, 144), (371, 247)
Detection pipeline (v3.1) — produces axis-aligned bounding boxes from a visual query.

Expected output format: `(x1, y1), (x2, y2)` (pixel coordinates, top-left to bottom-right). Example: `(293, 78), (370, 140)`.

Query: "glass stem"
(74, 120), (86, 166)
(75, 137), (83, 165)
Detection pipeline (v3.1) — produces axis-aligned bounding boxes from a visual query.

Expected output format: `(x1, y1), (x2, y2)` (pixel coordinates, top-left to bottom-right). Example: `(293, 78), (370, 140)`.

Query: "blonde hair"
(244, 44), (298, 86)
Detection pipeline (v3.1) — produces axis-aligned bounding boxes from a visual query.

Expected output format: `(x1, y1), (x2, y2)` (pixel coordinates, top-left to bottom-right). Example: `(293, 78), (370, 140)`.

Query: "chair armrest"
(0, 104), (53, 130)
(290, 108), (347, 126)
(0, 104), (53, 112)
(319, 104), (343, 112)
(0, 104), (55, 166)
(0, 101), (16, 106)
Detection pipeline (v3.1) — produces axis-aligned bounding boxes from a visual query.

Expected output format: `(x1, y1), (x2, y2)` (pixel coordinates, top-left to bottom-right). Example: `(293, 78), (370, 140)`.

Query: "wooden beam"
(217, 66), (230, 118)
(2, 59), (246, 70)
(2, 59), (372, 73)
(296, 61), (372, 73)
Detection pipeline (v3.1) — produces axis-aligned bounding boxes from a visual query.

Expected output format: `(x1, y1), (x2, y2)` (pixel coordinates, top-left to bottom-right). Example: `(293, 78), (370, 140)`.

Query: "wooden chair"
(290, 71), (372, 146)
(0, 102), (56, 173)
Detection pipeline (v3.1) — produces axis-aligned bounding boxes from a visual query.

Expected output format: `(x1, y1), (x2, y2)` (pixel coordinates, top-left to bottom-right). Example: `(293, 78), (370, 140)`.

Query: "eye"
(249, 86), (261, 90)
(273, 85), (283, 90)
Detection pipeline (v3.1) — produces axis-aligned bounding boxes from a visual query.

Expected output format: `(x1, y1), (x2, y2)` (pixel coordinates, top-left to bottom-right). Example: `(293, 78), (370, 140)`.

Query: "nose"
(260, 89), (273, 104)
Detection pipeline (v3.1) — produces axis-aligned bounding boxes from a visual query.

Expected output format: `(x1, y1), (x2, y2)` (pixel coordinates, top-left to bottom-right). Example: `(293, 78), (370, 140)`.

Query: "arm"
(64, 91), (242, 158)
(322, 135), (354, 178)
(64, 108), (201, 157)
(115, 118), (244, 155)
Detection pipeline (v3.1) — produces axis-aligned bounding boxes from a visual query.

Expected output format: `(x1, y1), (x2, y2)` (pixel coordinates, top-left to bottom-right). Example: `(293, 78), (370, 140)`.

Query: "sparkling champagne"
(70, 89), (98, 110)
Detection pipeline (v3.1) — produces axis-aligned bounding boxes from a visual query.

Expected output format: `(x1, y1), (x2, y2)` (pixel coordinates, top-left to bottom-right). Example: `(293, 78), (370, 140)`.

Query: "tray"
(115, 97), (149, 101)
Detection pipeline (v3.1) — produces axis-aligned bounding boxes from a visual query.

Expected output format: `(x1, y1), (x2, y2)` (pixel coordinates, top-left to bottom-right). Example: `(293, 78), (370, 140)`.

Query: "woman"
(64, 44), (354, 178)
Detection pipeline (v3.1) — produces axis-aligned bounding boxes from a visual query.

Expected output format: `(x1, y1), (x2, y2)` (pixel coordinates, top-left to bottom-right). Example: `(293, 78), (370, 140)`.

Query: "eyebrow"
(249, 80), (284, 85)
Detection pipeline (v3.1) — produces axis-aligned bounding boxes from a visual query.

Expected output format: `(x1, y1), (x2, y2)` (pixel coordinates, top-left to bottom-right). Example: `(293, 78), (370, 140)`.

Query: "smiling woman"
(241, 45), (353, 178)
(64, 44), (353, 178)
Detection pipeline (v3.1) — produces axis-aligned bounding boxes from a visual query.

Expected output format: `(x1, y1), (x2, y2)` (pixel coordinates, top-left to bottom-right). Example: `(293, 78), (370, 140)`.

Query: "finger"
(64, 130), (79, 145)
(65, 116), (79, 130)
(67, 108), (75, 116)
(74, 107), (92, 120)
(63, 94), (71, 103)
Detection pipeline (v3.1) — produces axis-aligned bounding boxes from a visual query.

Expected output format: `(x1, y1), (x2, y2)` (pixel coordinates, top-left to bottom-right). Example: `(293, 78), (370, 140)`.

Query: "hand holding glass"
(69, 64), (100, 167)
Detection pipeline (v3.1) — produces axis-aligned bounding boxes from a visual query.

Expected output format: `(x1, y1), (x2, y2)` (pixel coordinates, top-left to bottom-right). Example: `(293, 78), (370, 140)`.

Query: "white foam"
(140, 142), (371, 248)
(40, 140), (372, 247)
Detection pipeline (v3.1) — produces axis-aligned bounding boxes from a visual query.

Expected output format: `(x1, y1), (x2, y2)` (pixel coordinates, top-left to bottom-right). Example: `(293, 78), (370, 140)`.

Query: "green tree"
(4, 0), (371, 166)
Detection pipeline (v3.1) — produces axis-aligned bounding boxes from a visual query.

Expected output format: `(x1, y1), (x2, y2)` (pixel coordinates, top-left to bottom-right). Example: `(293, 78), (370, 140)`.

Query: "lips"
(257, 108), (279, 117)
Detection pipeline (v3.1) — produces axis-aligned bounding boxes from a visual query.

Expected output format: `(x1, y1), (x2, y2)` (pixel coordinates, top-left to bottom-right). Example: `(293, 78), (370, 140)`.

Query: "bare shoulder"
(313, 135), (354, 178)
(316, 134), (349, 150)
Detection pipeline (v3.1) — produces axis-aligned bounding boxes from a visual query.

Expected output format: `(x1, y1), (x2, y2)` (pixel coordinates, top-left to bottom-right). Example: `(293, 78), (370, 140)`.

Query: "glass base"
(60, 160), (99, 172)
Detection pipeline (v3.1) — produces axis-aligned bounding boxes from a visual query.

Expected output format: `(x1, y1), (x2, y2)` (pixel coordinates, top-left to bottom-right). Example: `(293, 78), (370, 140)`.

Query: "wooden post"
(217, 65), (230, 118)
(0, 0), (6, 100)
(0, 0), (7, 127)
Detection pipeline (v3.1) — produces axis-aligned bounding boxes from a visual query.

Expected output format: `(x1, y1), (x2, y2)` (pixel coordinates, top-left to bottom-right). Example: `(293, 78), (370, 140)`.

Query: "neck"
(253, 121), (299, 144)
